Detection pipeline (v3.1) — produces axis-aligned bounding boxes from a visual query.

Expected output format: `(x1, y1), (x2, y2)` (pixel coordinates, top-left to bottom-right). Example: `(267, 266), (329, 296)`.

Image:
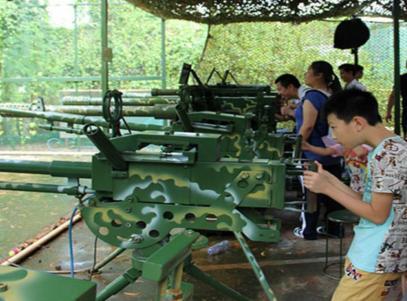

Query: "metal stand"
(95, 230), (278, 301)
(96, 268), (141, 301)
(92, 247), (126, 273)
(96, 230), (199, 301)
(351, 47), (359, 65)
(234, 232), (277, 301)
(185, 262), (250, 301)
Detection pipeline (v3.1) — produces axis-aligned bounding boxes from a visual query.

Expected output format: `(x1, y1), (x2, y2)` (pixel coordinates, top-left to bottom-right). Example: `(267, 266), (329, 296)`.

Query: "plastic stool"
(324, 209), (359, 279)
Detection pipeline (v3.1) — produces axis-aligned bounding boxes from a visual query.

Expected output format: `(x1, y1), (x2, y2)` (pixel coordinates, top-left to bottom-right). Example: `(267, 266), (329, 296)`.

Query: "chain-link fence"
(0, 0), (207, 102)
(198, 20), (407, 119)
(0, 0), (207, 147)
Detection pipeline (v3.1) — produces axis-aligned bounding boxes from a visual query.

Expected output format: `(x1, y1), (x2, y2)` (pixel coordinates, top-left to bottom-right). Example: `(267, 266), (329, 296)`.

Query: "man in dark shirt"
(385, 60), (407, 140)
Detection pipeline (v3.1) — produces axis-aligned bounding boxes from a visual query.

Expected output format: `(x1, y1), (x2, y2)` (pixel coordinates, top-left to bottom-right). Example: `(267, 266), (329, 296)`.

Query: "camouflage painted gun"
(160, 63), (280, 133)
(61, 95), (178, 106)
(51, 104), (177, 118)
(0, 97), (293, 162)
(0, 107), (169, 133)
(56, 64), (279, 130)
(0, 125), (307, 301)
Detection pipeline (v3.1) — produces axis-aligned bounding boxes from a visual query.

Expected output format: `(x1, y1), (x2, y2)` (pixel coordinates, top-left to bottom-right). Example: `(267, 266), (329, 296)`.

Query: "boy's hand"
(303, 161), (329, 194)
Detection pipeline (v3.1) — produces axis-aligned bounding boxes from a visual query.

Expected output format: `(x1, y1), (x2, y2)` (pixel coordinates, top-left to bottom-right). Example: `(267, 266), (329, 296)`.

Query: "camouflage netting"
(126, 0), (407, 24)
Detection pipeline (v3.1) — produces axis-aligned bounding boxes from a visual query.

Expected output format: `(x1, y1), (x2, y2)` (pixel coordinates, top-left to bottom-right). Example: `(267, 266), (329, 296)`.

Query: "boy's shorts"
(332, 258), (405, 301)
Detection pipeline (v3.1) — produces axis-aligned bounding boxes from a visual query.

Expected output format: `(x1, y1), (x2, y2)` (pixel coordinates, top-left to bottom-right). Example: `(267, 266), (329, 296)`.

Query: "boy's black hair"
(338, 63), (356, 74)
(354, 64), (364, 72)
(324, 89), (382, 125)
(274, 74), (301, 88)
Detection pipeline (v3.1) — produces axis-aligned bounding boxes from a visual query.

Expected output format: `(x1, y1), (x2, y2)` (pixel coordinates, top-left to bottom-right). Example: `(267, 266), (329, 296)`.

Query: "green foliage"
(198, 20), (407, 122)
(198, 22), (347, 83)
(0, 0), (406, 141)
(0, 1), (207, 104)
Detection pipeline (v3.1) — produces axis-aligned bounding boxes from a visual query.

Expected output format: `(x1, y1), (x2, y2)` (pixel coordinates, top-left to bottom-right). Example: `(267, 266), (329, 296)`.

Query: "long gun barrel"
(62, 96), (178, 106)
(0, 108), (169, 132)
(151, 88), (179, 96)
(52, 105), (177, 119)
(0, 159), (92, 178)
(0, 181), (94, 195)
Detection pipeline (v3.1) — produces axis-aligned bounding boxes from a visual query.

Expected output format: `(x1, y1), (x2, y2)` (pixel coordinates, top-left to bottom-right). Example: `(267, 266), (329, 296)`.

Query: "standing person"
(293, 60), (344, 240)
(274, 73), (309, 120)
(303, 89), (407, 301)
(338, 63), (366, 91)
(354, 64), (364, 81)
(385, 60), (407, 140)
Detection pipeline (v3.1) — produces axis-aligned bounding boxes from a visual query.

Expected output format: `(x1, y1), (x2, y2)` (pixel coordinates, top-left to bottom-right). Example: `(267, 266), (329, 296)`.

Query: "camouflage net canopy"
(126, 0), (407, 24)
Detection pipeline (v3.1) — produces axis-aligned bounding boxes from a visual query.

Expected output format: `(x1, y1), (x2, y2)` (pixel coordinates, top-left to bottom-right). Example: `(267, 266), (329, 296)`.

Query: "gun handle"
(293, 135), (302, 159)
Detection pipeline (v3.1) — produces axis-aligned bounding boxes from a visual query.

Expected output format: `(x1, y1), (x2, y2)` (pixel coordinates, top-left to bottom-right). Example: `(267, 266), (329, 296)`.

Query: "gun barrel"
(151, 88), (179, 96)
(209, 86), (272, 96)
(0, 160), (92, 178)
(53, 105), (177, 119)
(0, 181), (94, 195)
(83, 124), (128, 171)
(39, 124), (83, 135)
(62, 97), (178, 106)
(0, 107), (169, 132)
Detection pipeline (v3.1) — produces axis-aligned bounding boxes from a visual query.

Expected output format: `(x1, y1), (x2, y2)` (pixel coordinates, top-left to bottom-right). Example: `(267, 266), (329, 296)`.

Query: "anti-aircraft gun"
(0, 124), (309, 301)
(153, 63), (279, 132)
(134, 62), (283, 160)
(0, 82), (292, 162)
(0, 62), (290, 162)
(0, 106), (171, 133)
(0, 102), (288, 161)
(151, 63), (286, 159)
(44, 63), (281, 136)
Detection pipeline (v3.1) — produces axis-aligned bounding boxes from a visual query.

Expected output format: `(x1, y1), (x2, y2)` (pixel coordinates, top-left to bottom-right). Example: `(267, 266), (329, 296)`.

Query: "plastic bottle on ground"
(207, 240), (230, 256)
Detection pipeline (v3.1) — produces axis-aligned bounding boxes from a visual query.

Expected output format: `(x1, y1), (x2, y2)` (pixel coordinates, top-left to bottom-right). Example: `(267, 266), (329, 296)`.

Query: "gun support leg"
(155, 262), (192, 301)
(173, 261), (184, 290)
(92, 247), (126, 273)
(96, 268), (141, 301)
(158, 278), (169, 299)
(234, 232), (277, 301)
(184, 263), (250, 301)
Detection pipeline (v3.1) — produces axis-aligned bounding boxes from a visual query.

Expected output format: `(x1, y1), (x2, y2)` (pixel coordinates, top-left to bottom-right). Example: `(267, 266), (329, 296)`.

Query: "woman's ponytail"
(329, 73), (342, 94)
(310, 60), (342, 94)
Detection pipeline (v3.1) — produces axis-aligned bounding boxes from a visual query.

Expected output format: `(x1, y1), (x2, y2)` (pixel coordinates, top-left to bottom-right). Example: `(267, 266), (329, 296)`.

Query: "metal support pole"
(185, 264), (250, 301)
(173, 261), (184, 289)
(234, 232), (277, 301)
(351, 48), (358, 65)
(73, 2), (79, 93)
(158, 278), (169, 299)
(393, 0), (401, 135)
(101, 0), (110, 96)
(96, 268), (141, 301)
(92, 248), (126, 273)
(161, 18), (167, 89)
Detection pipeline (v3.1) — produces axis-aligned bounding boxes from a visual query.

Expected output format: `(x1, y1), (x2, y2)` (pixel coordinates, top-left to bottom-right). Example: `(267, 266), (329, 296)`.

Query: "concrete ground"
(18, 210), (354, 301)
